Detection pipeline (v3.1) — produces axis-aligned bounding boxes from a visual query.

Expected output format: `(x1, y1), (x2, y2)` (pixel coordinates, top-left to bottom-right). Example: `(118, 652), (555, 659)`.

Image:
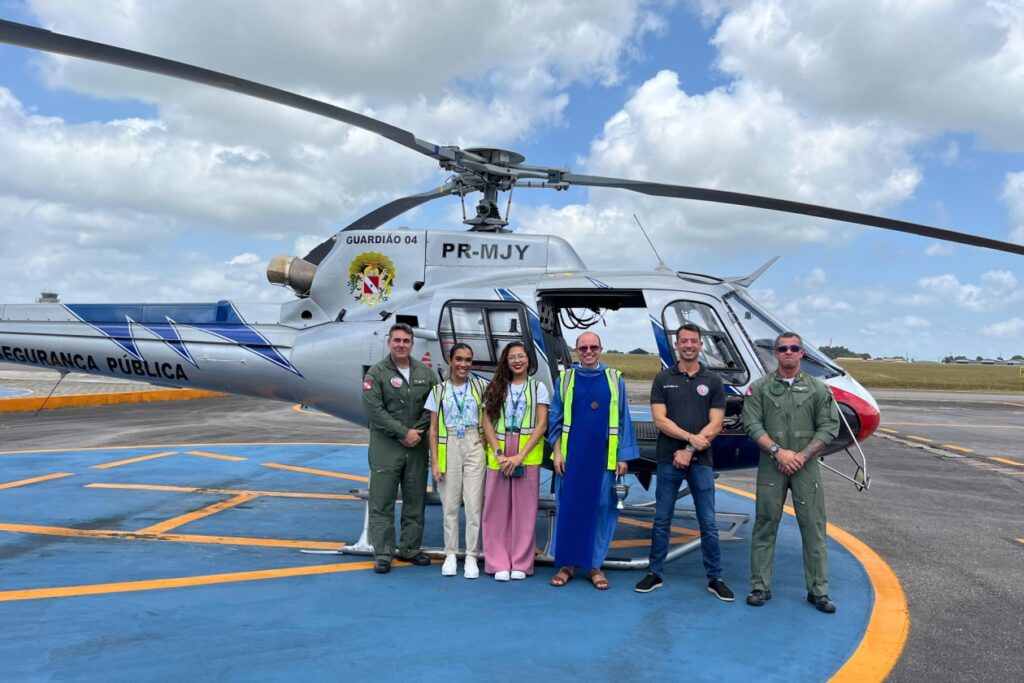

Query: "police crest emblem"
(348, 252), (395, 306)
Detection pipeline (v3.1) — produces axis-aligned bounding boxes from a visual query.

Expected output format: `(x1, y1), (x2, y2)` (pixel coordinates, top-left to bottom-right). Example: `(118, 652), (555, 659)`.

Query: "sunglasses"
(776, 344), (802, 353)
(576, 345), (601, 352)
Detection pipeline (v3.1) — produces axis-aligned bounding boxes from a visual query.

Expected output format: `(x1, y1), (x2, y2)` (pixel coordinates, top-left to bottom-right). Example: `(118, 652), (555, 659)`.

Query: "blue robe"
(547, 363), (639, 568)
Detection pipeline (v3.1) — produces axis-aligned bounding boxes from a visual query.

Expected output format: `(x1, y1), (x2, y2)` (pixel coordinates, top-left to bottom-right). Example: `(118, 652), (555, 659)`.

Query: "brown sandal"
(588, 569), (610, 590)
(550, 567), (574, 587)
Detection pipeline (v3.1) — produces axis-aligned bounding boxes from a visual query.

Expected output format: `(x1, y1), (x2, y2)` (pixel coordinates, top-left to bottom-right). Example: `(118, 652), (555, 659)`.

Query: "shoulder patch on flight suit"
(362, 377), (373, 391)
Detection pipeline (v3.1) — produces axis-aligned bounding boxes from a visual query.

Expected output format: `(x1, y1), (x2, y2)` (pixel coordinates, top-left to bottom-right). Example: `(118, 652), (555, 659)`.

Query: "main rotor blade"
(562, 173), (1024, 256)
(340, 183), (464, 232)
(303, 183), (465, 264)
(0, 19), (463, 164)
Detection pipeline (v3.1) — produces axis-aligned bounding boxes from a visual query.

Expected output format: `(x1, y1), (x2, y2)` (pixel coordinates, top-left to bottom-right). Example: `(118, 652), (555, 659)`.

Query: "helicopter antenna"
(633, 215), (672, 271)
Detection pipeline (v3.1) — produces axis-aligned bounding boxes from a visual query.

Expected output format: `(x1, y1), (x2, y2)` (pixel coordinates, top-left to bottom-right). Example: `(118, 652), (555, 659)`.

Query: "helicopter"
(2, 19), (1023, 565)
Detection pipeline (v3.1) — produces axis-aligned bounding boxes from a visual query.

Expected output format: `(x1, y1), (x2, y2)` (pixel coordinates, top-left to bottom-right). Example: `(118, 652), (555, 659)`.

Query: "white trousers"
(437, 431), (486, 557)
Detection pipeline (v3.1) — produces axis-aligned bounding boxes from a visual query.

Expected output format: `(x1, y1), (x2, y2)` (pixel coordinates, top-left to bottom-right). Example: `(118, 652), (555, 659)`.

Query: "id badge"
(456, 427), (465, 439)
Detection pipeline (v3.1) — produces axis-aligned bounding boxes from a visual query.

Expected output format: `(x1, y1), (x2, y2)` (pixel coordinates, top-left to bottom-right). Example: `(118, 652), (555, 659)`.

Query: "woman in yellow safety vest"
(427, 343), (488, 579)
(481, 341), (550, 581)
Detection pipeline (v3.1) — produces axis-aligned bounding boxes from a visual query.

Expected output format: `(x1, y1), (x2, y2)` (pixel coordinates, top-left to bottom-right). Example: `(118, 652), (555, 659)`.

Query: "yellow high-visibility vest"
(486, 379), (544, 470)
(558, 367), (621, 470)
(433, 376), (487, 473)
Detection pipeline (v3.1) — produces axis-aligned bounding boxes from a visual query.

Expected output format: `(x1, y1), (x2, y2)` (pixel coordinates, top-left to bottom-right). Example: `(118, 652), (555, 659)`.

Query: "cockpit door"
(643, 289), (758, 393)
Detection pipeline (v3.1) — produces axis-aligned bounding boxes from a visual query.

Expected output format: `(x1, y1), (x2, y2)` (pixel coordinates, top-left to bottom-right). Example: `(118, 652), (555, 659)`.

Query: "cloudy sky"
(1, 0), (1022, 360)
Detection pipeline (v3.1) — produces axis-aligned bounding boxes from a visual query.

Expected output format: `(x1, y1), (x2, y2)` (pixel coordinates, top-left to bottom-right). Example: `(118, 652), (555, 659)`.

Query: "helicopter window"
(661, 301), (748, 386)
(723, 292), (843, 380)
(438, 301), (536, 371)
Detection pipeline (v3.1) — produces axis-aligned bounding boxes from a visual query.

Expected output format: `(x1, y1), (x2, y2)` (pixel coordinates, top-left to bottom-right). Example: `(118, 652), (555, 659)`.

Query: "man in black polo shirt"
(635, 324), (733, 601)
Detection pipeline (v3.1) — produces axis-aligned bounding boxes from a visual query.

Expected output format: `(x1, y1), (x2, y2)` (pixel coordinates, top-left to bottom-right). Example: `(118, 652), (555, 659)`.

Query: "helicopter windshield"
(661, 300), (749, 386)
(723, 292), (844, 380)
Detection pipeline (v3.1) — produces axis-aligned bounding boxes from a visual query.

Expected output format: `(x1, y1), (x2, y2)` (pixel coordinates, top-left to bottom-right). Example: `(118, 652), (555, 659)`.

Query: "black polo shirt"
(650, 363), (726, 466)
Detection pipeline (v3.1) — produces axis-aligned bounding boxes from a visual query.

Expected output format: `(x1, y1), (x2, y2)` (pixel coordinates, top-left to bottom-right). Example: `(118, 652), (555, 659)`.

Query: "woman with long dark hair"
(481, 341), (549, 581)
(426, 343), (488, 578)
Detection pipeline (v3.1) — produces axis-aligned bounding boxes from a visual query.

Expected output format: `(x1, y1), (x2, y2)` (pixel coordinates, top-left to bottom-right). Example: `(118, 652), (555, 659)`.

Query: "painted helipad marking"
(885, 422), (1024, 430)
(0, 472), (74, 489)
(0, 521), (343, 551)
(943, 445), (974, 453)
(716, 483), (909, 682)
(906, 435), (932, 443)
(137, 493), (259, 535)
(990, 457), (1024, 468)
(0, 560), (377, 603)
(87, 482), (358, 501)
(91, 451), (178, 469)
(263, 462), (369, 482)
(0, 442), (367, 456)
(878, 428), (899, 434)
(185, 450), (246, 462)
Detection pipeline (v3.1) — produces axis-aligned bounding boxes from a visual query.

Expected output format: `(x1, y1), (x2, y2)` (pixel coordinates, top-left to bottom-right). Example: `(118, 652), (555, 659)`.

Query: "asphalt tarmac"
(1, 394), (1022, 681)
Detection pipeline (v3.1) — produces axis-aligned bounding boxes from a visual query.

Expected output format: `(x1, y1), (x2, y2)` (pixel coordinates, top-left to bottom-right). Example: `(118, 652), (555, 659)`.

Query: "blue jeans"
(649, 461), (721, 579)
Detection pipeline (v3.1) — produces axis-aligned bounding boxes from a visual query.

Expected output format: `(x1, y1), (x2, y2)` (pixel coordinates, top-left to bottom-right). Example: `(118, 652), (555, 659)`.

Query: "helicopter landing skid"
(301, 485), (750, 569)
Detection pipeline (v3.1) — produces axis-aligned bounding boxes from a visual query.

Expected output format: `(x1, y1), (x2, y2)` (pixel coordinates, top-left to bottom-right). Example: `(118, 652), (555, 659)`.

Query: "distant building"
(628, 348), (650, 355)
(36, 291), (60, 304)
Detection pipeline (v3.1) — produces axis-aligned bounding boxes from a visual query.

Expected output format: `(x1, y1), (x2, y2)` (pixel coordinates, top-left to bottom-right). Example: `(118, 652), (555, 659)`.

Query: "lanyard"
(505, 384), (526, 432)
(450, 382), (470, 426)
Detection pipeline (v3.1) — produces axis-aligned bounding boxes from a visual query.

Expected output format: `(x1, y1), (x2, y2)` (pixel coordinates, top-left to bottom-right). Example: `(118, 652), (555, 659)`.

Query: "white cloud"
(982, 317), (1024, 337)
(917, 270), (1023, 312)
(700, 0), (1024, 150)
(521, 70), (923, 263)
(925, 241), (954, 257)
(800, 267), (827, 288)
(1003, 171), (1024, 244)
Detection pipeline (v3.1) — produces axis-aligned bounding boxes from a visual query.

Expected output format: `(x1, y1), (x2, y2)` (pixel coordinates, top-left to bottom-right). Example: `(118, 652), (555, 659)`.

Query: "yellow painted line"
(1017, 538), (1024, 545)
(716, 483), (908, 682)
(263, 462), (369, 483)
(943, 445), (974, 453)
(185, 450), (247, 462)
(1005, 402), (1024, 408)
(0, 472), (74, 490)
(885, 422), (1024, 430)
(990, 457), (1024, 468)
(0, 389), (226, 413)
(878, 428), (899, 434)
(0, 560), (376, 603)
(610, 534), (696, 549)
(617, 516), (693, 536)
(0, 522), (343, 550)
(0, 441), (367, 456)
(136, 493), (259, 535)
(91, 451), (178, 469)
(86, 482), (358, 500)
(906, 435), (932, 443)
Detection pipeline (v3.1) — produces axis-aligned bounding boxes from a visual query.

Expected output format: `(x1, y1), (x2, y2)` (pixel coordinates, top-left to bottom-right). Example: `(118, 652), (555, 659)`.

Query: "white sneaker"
(495, 571), (510, 582)
(441, 554), (457, 577)
(464, 556), (479, 579)
(510, 570), (526, 580)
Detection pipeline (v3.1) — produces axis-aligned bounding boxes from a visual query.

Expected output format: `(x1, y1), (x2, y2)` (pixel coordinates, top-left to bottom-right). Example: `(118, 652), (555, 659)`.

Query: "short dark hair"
(676, 324), (702, 341)
(388, 322), (414, 339)
(774, 331), (802, 347)
(448, 343), (473, 361)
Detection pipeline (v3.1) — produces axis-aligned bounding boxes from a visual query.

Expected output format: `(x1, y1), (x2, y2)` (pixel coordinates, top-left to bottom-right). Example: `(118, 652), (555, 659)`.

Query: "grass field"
(599, 353), (1024, 393)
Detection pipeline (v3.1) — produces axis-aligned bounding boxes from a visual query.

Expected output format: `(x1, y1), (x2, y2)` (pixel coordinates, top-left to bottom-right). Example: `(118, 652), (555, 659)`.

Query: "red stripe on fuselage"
(830, 385), (880, 442)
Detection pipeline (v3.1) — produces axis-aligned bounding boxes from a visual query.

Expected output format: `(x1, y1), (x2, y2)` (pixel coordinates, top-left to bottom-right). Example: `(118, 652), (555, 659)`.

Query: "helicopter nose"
(828, 382), (881, 442)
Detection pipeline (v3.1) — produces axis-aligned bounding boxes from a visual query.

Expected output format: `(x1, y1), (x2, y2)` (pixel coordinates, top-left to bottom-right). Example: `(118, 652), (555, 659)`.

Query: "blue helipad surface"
(0, 443), (874, 682)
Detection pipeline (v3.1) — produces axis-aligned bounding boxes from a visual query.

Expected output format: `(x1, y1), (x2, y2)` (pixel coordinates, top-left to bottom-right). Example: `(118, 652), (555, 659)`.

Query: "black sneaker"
(807, 592), (837, 614)
(746, 589), (772, 606)
(634, 573), (663, 593)
(708, 578), (735, 602)
(373, 559), (391, 574)
(398, 552), (432, 566)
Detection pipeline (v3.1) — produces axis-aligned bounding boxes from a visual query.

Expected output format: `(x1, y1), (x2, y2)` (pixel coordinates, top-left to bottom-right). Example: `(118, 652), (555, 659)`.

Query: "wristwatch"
(768, 443), (780, 458)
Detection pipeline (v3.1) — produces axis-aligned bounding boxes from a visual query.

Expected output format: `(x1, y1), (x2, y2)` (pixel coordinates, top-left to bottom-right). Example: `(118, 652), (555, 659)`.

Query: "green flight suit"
(741, 370), (840, 596)
(361, 355), (437, 561)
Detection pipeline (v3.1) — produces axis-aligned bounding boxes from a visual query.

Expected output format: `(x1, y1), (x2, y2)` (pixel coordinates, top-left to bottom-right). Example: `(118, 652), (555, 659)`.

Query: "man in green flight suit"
(361, 323), (437, 574)
(741, 331), (840, 613)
